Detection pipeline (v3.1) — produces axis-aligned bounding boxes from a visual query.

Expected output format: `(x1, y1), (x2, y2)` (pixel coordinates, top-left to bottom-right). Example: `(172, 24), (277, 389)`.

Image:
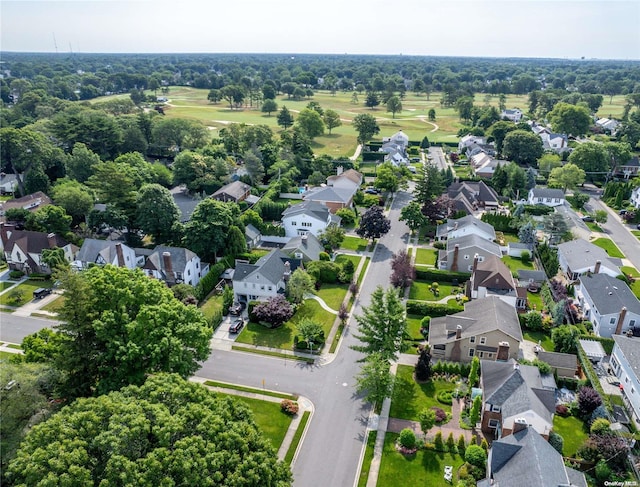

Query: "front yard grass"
(377, 433), (465, 487)
(357, 431), (377, 487)
(0, 281), (15, 292)
(552, 415), (589, 457)
(501, 255), (534, 276)
(199, 294), (224, 321)
(389, 365), (456, 420)
(409, 281), (457, 301)
(406, 314), (424, 341)
(591, 237), (625, 258)
(632, 230), (640, 239)
(314, 283), (348, 310)
(621, 266), (640, 278)
(0, 280), (53, 307)
(522, 331), (553, 351)
(341, 235), (368, 252)
(415, 248), (438, 266)
(41, 295), (65, 313)
(236, 299), (334, 351)
(335, 253), (361, 269)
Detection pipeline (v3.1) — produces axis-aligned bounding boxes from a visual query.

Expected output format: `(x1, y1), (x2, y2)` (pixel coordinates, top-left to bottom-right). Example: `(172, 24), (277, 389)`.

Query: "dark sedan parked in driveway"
(229, 318), (245, 334)
(229, 302), (245, 316)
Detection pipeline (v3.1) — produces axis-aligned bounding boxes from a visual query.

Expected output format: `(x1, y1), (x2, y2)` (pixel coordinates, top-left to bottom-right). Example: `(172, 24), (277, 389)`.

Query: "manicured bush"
(465, 444), (487, 469)
(548, 431), (564, 454)
(432, 407), (447, 423)
(318, 252), (330, 261)
(399, 428), (417, 449)
(280, 399), (299, 415)
(437, 390), (453, 405)
(446, 432), (456, 453)
(9, 270), (24, 279)
(253, 295), (294, 328)
(457, 435), (466, 456)
(306, 261), (339, 284)
(414, 268), (470, 283)
(406, 300), (463, 317)
(578, 386), (602, 419)
(555, 404), (569, 417)
(433, 431), (444, 451)
(590, 418), (611, 435)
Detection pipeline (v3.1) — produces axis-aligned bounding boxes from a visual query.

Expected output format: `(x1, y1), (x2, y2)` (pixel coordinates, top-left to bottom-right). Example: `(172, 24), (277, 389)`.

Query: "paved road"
(428, 146), (448, 171)
(0, 313), (58, 344)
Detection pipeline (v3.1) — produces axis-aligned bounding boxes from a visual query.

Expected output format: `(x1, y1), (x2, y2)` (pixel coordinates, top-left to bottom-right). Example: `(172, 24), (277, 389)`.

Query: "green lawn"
(216, 394), (292, 449)
(357, 258), (370, 288)
(527, 291), (544, 312)
(406, 314), (425, 341)
(409, 281), (458, 301)
(0, 280), (53, 307)
(630, 280), (640, 300)
(501, 256), (534, 276)
(586, 222), (603, 232)
(199, 294), (223, 320)
(314, 283), (348, 310)
(415, 248), (438, 266)
(632, 230), (640, 239)
(236, 299), (334, 351)
(522, 332), (553, 352)
(389, 365), (456, 420)
(341, 235), (368, 252)
(41, 295), (65, 314)
(591, 237), (625, 258)
(378, 433), (465, 487)
(357, 431), (377, 487)
(335, 253), (361, 269)
(553, 415), (589, 457)
(0, 281), (15, 292)
(621, 266), (640, 278)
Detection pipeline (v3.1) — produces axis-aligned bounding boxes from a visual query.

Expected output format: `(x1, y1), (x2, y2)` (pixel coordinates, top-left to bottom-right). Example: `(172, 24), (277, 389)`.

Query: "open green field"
(415, 248), (438, 266)
(0, 280), (54, 307)
(552, 415), (589, 457)
(314, 283), (348, 311)
(409, 281), (457, 301)
(591, 237), (625, 258)
(390, 365), (456, 420)
(378, 433), (465, 487)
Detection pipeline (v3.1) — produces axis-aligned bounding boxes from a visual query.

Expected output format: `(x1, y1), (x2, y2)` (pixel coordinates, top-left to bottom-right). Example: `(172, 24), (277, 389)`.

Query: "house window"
(488, 353), (493, 358)
(302, 222), (312, 227)
(491, 405), (501, 412)
(610, 317), (617, 324)
(469, 348), (475, 357)
(469, 336), (476, 343)
(630, 320), (636, 327)
(291, 221), (297, 226)
(261, 285), (265, 291)
(632, 388), (636, 395)
(268, 286), (273, 291)
(187, 270), (191, 276)
(480, 337), (486, 345)
(488, 419), (500, 428)
(478, 256), (484, 262)
(478, 351), (484, 358)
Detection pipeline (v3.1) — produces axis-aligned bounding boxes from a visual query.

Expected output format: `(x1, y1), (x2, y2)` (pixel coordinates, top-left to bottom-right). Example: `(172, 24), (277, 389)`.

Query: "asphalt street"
(428, 146), (448, 171)
(0, 313), (58, 344)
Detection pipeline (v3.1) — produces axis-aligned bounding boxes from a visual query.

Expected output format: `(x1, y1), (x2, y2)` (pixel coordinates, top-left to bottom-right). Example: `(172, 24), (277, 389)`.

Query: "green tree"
(221, 84), (245, 109)
(399, 201), (427, 234)
(21, 328), (66, 363)
(183, 199), (238, 262)
(399, 428), (417, 449)
(226, 225), (247, 258)
(296, 318), (324, 349)
(552, 324), (580, 353)
(244, 148), (265, 185)
(594, 209), (608, 224)
(25, 205), (72, 237)
(318, 224), (346, 250)
(54, 266), (212, 397)
(455, 96), (475, 122)
(374, 162), (400, 193)
(261, 99), (278, 116)
(135, 183), (181, 244)
(323, 109), (342, 134)
(428, 108), (436, 121)
(351, 286), (406, 361)
(414, 164), (444, 205)
(65, 142), (101, 183)
(151, 117), (209, 152)
(287, 268), (315, 304)
(568, 142), (610, 179)
(41, 247), (69, 274)
(468, 356), (480, 387)
(295, 108), (325, 139)
(277, 106), (294, 130)
(6, 374), (291, 486)
(487, 120), (517, 155)
(354, 352), (394, 408)
(548, 102), (592, 136)
(87, 161), (138, 235)
(364, 91), (380, 110)
(548, 163), (586, 192)
(51, 179), (94, 225)
(465, 444), (487, 470)
(605, 141), (632, 173)
(386, 96), (403, 118)
(356, 205), (391, 241)
(538, 153), (562, 175)
(543, 212), (569, 244)
(470, 395), (482, 426)
(352, 113), (380, 146)
(502, 130), (543, 165)
(418, 408), (437, 435)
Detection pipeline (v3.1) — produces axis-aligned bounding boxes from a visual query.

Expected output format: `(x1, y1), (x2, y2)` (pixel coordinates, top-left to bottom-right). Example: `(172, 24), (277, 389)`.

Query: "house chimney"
(497, 341), (510, 361)
(594, 260), (601, 274)
(162, 251), (173, 280)
(0, 223), (11, 243)
(301, 234), (308, 246)
(616, 307), (627, 335)
(47, 233), (57, 248)
(336, 166), (344, 176)
(455, 324), (462, 340)
(283, 261), (291, 281)
(512, 418), (528, 434)
(115, 243), (125, 267)
(472, 254), (479, 273)
(451, 244), (460, 272)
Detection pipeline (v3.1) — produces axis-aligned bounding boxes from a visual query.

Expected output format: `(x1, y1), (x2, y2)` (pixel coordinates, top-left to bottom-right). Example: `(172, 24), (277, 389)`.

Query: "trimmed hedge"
(406, 300), (464, 317)
(414, 268), (470, 283)
(194, 258), (231, 302)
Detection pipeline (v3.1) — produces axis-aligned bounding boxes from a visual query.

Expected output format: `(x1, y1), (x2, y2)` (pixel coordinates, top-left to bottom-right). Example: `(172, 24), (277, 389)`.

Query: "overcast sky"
(1, 0), (639, 60)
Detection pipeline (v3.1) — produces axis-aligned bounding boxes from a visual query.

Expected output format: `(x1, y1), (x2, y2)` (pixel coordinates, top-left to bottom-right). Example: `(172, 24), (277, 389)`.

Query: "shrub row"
(576, 343), (611, 412)
(194, 258), (231, 302)
(431, 360), (472, 378)
(414, 268), (470, 283)
(406, 300), (464, 317)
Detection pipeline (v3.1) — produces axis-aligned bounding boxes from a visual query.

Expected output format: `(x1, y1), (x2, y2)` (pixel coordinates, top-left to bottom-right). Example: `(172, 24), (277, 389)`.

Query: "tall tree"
(261, 99), (278, 116)
(277, 106), (294, 130)
(548, 163), (586, 192)
(487, 120), (517, 155)
(502, 130), (543, 165)
(356, 205), (391, 241)
(65, 142), (101, 183)
(295, 108), (325, 139)
(364, 91), (380, 110)
(568, 142), (610, 179)
(7, 374), (291, 486)
(0, 127), (53, 196)
(244, 147), (265, 185)
(414, 164), (444, 205)
(354, 352), (394, 408)
(25, 205), (72, 238)
(351, 286), (406, 361)
(352, 113), (380, 146)
(323, 109), (342, 134)
(135, 183), (181, 245)
(386, 96), (403, 118)
(543, 212), (569, 244)
(390, 250), (416, 290)
(548, 102), (592, 136)
(286, 268), (315, 304)
(399, 201), (427, 234)
(183, 199), (238, 262)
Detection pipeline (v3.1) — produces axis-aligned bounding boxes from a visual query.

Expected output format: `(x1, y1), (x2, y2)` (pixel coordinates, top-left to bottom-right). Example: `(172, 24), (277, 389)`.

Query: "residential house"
(326, 168), (363, 191)
(458, 134), (486, 154)
(446, 180), (500, 214)
(557, 239), (622, 281)
(143, 245), (207, 287)
(595, 117), (620, 133)
(73, 238), (137, 270)
(303, 186), (354, 213)
(211, 181), (253, 203)
(428, 296), (523, 364)
(379, 130), (410, 165)
(517, 270), (547, 289)
(0, 173), (19, 194)
(501, 108), (523, 123)
(468, 255), (526, 310)
(438, 234), (502, 272)
(232, 249), (300, 303)
(1, 225), (74, 275)
(282, 233), (324, 263)
(435, 215), (496, 242)
(245, 224), (262, 250)
(539, 132), (569, 152)
(476, 422), (587, 487)
(480, 359), (556, 439)
(576, 273), (640, 338)
(535, 350), (578, 378)
(0, 191), (52, 222)
(610, 334), (640, 424)
(474, 158), (508, 179)
(631, 186), (640, 209)
(171, 186), (198, 223)
(281, 200), (340, 238)
(527, 187), (565, 207)
(614, 155), (640, 180)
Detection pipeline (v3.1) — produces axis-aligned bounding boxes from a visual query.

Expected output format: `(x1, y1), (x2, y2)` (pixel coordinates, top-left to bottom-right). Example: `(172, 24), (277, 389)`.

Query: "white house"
(501, 108), (523, 123)
(325, 168), (363, 192)
(631, 186), (640, 209)
(281, 200), (340, 238)
(576, 274), (640, 338)
(232, 249), (300, 303)
(458, 134), (486, 153)
(379, 130), (410, 165)
(73, 239), (137, 270)
(1, 225), (74, 275)
(557, 239), (622, 281)
(143, 245), (207, 287)
(527, 188), (565, 207)
(539, 132), (569, 152)
(596, 117), (620, 133)
(610, 334), (640, 425)
(435, 215), (496, 242)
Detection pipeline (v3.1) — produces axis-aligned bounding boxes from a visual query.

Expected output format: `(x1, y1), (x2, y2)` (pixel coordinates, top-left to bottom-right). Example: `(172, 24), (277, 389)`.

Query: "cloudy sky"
(2, 0), (639, 60)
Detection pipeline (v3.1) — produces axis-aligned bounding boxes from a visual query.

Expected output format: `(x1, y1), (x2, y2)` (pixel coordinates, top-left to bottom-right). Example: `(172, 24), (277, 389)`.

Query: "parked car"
(364, 187), (379, 194)
(229, 318), (245, 334)
(581, 215), (594, 222)
(229, 302), (245, 316)
(619, 209), (628, 215)
(410, 157), (421, 162)
(407, 166), (417, 173)
(33, 288), (52, 300)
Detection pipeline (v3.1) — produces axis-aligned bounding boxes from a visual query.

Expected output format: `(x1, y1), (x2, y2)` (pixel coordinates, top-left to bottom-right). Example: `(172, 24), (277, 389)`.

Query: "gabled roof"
(612, 334), (640, 378)
(326, 169), (363, 186)
(621, 156), (640, 168)
(211, 181), (252, 200)
(143, 245), (198, 275)
(558, 239), (620, 273)
(486, 426), (587, 487)
(3, 229), (67, 254)
(436, 215), (496, 239)
(517, 270), (547, 283)
(529, 187), (565, 199)
(282, 200), (331, 221)
(536, 350), (578, 371)
(472, 255), (515, 292)
(76, 238), (131, 264)
(245, 224), (261, 241)
(446, 234), (502, 256)
(232, 249), (300, 286)
(579, 273), (640, 316)
(303, 186), (353, 204)
(282, 233), (324, 262)
(0, 191), (52, 215)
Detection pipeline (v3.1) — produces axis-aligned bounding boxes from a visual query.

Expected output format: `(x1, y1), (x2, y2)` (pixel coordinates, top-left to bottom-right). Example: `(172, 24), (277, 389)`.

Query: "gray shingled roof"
(536, 350), (578, 371)
(446, 233), (502, 256)
(517, 270), (546, 283)
(579, 273), (640, 316)
(473, 255), (515, 292)
(245, 224), (261, 241)
(613, 334), (640, 379)
(282, 200), (331, 221)
(282, 233), (324, 262)
(143, 245), (198, 275)
(304, 186), (354, 204)
(76, 238), (128, 264)
(558, 239), (620, 274)
(436, 215), (496, 239)
(232, 249), (300, 286)
(211, 181), (252, 200)
(530, 187), (565, 199)
(487, 426), (586, 487)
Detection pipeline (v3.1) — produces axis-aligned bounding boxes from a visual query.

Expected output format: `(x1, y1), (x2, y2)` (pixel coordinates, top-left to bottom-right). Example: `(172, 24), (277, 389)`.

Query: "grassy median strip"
(329, 323), (345, 353)
(204, 380), (296, 400)
(6, 344), (22, 350)
(231, 345), (315, 363)
(284, 410), (311, 465)
(357, 257), (370, 288)
(357, 430), (377, 487)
